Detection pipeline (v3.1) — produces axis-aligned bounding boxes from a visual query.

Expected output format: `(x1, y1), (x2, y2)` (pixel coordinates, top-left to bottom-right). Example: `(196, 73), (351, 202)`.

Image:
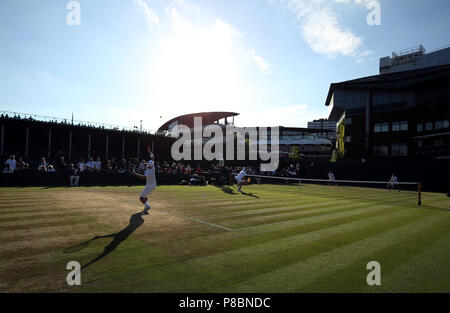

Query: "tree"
(289, 146), (301, 160)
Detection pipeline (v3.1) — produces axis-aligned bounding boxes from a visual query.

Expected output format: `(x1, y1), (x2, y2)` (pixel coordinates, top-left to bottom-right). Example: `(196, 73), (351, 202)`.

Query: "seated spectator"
(196, 164), (202, 174)
(5, 155), (17, 172)
(162, 161), (169, 172)
(3, 163), (14, 173)
(38, 157), (48, 172)
(106, 159), (113, 172)
(69, 164), (79, 186)
(77, 158), (85, 172)
(110, 157), (118, 173)
(22, 161), (30, 171)
(47, 165), (56, 172)
(176, 163), (182, 175)
(86, 158), (95, 172)
(94, 157), (102, 172)
(118, 159), (127, 174)
(57, 156), (66, 171)
(16, 157), (25, 172)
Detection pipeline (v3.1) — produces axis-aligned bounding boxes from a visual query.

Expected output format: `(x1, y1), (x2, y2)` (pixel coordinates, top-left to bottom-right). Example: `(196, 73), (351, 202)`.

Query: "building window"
(443, 120), (450, 129)
(345, 118), (352, 125)
(392, 121), (408, 132)
(374, 122), (389, 133)
(435, 120), (450, 130)
(417, 123), (423, 132)
(425, 122), (433, 131)
(392, 143), (408, 156)
(373, 146), (389, 156)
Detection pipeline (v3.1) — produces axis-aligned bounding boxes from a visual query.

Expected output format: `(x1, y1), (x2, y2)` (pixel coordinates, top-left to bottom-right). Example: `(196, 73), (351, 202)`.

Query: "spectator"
(77, 158), (85, 172)
(106, 159), (113, 172)
(3, 163), (14, 173)
(38, 157), (48, 172)
(328, 171), (336, 185)
(47, 165), (56, 172)
(86, 158), (95, 172)
(57, 156), (66, 171)
(94, 157), (102, 172)
(69, 164), (79, 186)
(5, 155), (17, 172)
(118, 159), (127, 174)
(110, 158), (118, 173)
(16, 157), (25, 172)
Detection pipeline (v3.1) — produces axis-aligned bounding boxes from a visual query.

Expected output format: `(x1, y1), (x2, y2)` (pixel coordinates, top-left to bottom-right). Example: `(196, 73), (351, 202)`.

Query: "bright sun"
(153, 19), (245, 117)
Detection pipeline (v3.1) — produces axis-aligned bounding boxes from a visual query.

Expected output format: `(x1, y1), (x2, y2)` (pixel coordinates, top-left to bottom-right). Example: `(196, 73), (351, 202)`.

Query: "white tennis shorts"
(140, 184), (156, 198)
(235, 176), (243, 184)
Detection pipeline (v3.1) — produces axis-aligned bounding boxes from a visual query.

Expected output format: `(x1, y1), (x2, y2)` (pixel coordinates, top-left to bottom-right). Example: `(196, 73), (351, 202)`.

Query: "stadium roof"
(158, 112), (239, 132)
(324, 64), (450, 108)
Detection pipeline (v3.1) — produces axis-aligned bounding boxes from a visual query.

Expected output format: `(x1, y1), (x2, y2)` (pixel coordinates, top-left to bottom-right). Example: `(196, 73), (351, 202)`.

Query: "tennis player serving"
(132, 147), (156, 213)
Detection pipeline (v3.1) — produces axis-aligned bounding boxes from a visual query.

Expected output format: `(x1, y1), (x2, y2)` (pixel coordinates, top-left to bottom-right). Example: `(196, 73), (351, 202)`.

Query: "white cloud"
(134, 0), (160, 28)
(269, 0), (370, 59)
(247, 49), (273, 74)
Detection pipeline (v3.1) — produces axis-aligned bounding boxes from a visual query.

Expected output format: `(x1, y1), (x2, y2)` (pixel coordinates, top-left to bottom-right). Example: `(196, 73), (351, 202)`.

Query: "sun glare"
(153, 20), (244, 117)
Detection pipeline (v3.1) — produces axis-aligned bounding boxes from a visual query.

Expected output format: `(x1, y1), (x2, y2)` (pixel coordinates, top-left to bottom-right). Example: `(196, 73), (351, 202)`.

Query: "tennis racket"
(128, 157), (139, 172)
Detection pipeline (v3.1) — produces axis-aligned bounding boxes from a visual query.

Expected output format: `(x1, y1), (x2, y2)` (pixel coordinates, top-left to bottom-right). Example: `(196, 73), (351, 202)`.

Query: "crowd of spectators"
(2, 153), (303, 177)
(2, 155), (31, 173)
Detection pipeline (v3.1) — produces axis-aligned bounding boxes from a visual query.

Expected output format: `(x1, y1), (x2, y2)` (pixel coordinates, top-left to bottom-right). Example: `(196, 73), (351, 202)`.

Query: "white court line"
(165, 212), (234, 232)
(85, 188), (233, 232)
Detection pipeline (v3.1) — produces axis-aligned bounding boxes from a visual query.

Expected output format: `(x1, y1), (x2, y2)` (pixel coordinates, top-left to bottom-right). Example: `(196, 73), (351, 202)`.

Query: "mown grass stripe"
(227, 213), (444, 292)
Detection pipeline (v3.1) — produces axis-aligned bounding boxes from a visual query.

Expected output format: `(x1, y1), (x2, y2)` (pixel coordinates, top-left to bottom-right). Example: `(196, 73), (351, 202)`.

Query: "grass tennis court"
(0, 184), (449, 293)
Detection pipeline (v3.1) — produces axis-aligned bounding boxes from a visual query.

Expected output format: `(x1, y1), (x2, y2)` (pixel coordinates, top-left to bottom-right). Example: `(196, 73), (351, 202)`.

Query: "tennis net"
(246, 174), (422, 206)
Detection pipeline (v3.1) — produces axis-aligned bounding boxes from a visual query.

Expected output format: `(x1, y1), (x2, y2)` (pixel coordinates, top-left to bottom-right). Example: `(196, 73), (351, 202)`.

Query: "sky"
(0, 0), (449, 132)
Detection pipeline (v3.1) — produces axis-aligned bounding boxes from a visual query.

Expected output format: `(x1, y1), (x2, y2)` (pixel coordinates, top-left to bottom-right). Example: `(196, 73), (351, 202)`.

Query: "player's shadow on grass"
(214, 184), (260, 198)
(64, 211), (146, 272)
(216, 185), (237, 195)
(240, 191), (260, 199)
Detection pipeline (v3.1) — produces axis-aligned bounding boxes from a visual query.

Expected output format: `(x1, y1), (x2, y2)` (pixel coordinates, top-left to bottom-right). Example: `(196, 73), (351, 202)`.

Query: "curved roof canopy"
(158, 112), (239, 132)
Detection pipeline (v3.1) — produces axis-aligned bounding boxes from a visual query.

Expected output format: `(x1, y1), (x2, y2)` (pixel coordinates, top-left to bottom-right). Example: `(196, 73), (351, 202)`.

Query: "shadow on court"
(216, 185), (237, 195)
(240, 191), (260, 199)
(214, 184), (260, 198)
(64, 211), (146, 272)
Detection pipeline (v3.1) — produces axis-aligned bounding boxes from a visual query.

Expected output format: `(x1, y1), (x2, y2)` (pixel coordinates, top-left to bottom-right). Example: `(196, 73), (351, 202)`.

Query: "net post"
(417, 182), (422, 206)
